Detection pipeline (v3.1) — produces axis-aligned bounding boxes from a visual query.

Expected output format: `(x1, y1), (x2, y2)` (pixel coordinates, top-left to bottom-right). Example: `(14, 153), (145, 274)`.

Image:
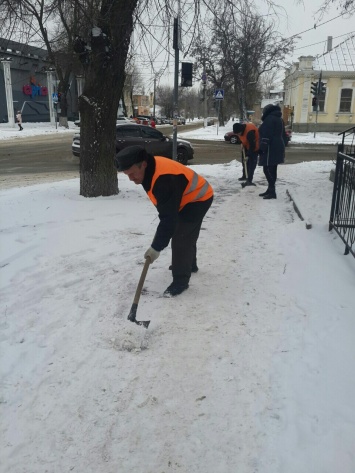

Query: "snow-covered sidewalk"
(1, 160), (354, 472)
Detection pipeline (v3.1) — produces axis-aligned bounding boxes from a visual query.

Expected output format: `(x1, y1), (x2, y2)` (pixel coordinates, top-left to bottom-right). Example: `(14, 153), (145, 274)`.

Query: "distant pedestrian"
(150, 117), (156, 128)
(16, 111), (23, 131)
(258, 104), (285, 199)
(232, 122), (259, 187)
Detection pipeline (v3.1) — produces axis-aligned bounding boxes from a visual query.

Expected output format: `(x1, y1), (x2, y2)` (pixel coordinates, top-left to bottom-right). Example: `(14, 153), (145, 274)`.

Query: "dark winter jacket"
(142, 154), (213, 251)
(258, 104), (285, 166)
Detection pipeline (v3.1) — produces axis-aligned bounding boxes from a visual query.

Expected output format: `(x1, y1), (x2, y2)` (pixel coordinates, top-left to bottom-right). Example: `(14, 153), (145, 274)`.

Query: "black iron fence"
(329, 126), (355, 257)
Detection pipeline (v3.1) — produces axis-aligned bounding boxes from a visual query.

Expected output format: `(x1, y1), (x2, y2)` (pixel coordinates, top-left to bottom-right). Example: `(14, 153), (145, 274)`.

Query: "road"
(0, 123), (337, 189)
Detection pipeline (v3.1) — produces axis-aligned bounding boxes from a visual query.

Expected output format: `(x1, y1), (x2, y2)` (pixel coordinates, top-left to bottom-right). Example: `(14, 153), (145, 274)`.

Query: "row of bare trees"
(0, 0), (351, 197)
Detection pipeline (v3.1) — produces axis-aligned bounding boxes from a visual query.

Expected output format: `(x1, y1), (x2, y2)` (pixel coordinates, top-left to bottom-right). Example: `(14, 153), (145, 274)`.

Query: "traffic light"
(320, 81), (326, 95)
(311, 82), (318, 96)
(312, 96), (318, 111)
(181, 62), (193, 87)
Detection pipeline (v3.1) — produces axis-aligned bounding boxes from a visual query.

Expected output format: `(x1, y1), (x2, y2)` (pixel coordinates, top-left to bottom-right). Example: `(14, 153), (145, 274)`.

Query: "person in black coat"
(258, 104), (285, 199)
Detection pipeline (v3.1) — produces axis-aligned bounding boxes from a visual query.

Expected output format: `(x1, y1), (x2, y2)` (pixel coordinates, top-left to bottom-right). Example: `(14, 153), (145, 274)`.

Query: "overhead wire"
(288, 7), (355, 40)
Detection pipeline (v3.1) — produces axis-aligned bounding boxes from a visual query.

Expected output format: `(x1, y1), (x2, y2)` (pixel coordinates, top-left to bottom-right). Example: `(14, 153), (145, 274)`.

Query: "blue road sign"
(52, 93), (58, 102)
(214, 89), (224, 100)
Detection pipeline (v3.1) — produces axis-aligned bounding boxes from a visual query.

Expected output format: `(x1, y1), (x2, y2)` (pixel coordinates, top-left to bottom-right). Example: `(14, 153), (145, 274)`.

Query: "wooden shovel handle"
(133, 257), (151, 305)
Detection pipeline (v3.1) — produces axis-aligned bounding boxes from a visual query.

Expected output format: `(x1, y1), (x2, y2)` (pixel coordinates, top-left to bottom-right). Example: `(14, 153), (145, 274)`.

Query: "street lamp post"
(1, 59), (15, 127)
(172, 2), (181, 161)
(46, 68), (56, 126)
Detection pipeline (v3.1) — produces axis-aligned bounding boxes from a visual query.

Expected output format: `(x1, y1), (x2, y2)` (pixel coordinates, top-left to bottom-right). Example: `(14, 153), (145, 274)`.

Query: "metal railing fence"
(329, 126), (355, 257)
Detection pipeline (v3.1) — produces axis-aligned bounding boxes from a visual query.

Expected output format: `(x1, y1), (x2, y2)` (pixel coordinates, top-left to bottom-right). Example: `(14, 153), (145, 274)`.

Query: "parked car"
(224, 130), (241, 145)
(176, 116), (186, 125)
(117, 116), (136, 123)
(72, 123), (194, 165)
(74, 116), (135, 127)
(206, 117), (216, 126)
(225, 124), (292, 147)
(136, 115), (157, 125)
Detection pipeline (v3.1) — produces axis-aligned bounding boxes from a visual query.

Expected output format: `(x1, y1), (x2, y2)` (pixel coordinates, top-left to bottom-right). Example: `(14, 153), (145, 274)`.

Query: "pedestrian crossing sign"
(214, 89), (224, 100)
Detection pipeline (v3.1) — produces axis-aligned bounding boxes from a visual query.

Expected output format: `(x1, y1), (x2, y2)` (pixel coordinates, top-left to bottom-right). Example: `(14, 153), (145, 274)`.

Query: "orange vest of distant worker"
(147, 156), (213, 211)
(238, 123), (260, 152)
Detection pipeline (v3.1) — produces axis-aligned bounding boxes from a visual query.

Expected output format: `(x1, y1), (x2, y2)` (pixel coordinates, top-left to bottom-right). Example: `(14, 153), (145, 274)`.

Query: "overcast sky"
(277, 0), (354, 62)
(137, 0), (354, 91)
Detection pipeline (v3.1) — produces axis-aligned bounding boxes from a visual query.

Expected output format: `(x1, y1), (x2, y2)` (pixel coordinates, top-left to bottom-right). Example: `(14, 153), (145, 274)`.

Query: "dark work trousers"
(171, 201), (212, 285)
(246, 155), (258, 182)
(263, 165), (278, 190)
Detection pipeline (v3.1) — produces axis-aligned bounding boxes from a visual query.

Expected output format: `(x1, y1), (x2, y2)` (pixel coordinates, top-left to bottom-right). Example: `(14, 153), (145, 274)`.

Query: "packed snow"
(1, 120), (355, 472)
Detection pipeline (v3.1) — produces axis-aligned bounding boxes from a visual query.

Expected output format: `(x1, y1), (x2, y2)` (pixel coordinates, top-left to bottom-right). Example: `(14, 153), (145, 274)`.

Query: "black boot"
(259, 189), (270, 197)
(241, 181), (256, 188)
(238, 176), (247, 181)
(263, 191), (276, 199)
(164, 282), (189, 296)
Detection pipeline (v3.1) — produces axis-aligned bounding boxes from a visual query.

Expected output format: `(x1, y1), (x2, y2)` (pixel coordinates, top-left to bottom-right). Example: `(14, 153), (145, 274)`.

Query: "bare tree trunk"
(78, 0), (138, 197)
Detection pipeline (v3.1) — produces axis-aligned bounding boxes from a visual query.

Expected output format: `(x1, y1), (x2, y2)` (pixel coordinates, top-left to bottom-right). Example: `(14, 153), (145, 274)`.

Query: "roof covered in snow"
(314, 34), (355, 72)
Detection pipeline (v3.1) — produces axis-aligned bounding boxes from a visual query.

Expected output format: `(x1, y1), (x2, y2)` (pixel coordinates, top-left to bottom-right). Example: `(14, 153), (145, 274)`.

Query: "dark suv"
(72, 123), (194, 165)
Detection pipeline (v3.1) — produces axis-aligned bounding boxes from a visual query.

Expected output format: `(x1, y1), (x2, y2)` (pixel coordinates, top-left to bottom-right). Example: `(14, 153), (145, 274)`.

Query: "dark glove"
(144, 246), (160, 263)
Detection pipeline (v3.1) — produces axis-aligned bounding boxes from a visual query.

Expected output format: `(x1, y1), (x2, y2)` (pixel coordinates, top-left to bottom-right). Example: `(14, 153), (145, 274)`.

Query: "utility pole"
(313, 71), (322, 138)
(46, 68), (56, 127)
(202, 59), (207, 127)
(153, 75), (157, 118)
(172, 3), (181, 161)
(240, 81), (246, 121)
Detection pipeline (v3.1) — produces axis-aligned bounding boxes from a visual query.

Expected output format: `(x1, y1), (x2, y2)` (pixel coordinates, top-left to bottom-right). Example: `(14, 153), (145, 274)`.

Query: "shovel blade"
(128, 303), (150, 329)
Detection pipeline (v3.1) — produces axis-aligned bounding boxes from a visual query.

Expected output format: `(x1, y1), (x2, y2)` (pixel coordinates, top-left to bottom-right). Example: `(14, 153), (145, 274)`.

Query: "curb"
(286, 189), (312, 229)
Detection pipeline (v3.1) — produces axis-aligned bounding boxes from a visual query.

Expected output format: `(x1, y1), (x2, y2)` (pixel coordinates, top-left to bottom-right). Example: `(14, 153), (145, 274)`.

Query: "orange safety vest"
(238, 123), (259, 152)
(147, 156), (213, 211)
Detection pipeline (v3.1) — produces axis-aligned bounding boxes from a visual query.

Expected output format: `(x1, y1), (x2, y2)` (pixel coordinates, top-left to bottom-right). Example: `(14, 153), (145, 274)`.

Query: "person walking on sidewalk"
(114, 145), (214, 297)
(258, 104), (285, 199)
(16, 111), (23, 131)
(232, 122), (259, 188)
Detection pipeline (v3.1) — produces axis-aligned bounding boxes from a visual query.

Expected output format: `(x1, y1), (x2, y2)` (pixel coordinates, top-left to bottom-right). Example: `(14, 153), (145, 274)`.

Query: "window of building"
(339, 89), (352, 112)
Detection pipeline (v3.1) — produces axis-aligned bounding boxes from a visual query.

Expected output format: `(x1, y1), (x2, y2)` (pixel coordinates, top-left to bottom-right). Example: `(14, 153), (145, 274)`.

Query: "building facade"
(283, 36), (355, 132)
(0, 38), (81, 123)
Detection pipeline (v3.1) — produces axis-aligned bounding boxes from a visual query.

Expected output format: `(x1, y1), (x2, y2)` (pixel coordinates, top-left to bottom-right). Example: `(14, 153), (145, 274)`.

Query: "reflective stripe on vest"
(147, 156), (213, 210)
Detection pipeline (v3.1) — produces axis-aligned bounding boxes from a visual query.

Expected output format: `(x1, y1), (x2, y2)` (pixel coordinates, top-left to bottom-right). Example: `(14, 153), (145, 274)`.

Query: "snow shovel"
(242, 146), (248, 179)
(127, 257), (151, 328)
